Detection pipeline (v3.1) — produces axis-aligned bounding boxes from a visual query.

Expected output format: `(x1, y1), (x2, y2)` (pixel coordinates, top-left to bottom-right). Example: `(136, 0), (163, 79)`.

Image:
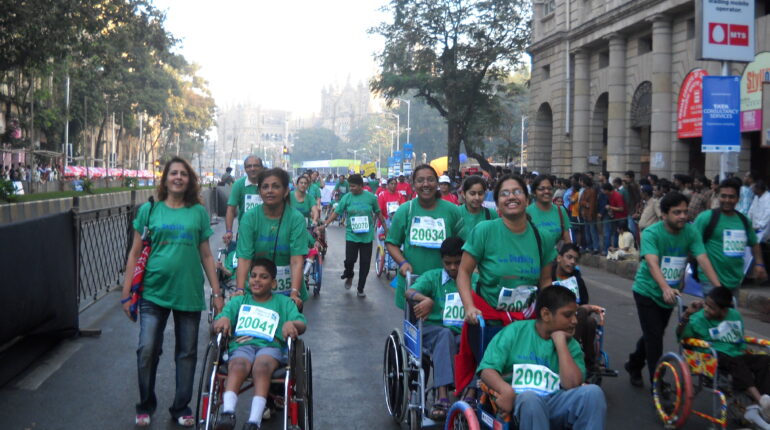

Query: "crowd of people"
(119, 153), (770, 430)
(1, 162), (62, 183)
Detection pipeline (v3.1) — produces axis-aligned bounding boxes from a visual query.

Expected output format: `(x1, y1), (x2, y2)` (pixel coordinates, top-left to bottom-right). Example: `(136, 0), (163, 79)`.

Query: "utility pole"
(397, 98), (411, 145)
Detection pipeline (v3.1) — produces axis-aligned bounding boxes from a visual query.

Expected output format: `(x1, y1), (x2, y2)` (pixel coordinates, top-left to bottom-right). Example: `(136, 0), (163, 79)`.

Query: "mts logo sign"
(709, 23), (750, 46)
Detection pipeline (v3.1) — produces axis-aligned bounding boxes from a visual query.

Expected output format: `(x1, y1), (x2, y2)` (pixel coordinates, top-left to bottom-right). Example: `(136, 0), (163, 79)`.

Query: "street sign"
(702, 76), (741, 153)
(696, 0), (755, 62)
(677, 68), (708, 138)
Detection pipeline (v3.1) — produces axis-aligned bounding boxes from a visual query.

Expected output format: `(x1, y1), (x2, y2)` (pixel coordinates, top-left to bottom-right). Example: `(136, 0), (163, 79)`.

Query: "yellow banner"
(362, 162), (377, 176)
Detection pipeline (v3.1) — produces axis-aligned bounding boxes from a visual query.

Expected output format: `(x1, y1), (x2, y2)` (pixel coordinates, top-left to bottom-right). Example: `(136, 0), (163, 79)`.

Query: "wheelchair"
(210, 242), (239, 323)
(383, 273), (443, 429)
(651, 296), (770, 429)
(375, 231), (398, 280)
(580, 308), (619, 386)
(304, 227), (326, 297)
(195, 332), (313, 430)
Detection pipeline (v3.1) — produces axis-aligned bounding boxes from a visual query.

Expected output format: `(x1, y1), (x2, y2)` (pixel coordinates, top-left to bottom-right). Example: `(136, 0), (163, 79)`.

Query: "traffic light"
(283, 146), (288, 154)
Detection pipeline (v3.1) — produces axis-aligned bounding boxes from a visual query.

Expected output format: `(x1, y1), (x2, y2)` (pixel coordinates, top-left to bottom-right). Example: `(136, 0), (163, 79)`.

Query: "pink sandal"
(176, 415), (194, 427)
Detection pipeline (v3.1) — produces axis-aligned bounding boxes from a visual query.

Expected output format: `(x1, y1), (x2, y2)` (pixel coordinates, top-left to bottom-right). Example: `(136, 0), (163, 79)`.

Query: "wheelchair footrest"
(599, 368), (619, 377)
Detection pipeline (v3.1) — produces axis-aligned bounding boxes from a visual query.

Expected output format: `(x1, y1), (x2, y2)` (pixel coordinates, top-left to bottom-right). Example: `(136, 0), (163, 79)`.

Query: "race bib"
(232, 253), (239, 269)
(387, 201), (399, 215)
(350, 216), (370, 234)
(274, 265), (292, 295)
(708, 320), (743, 343)
(497, 285), (537, 312)
(552, 276), (580, 303)
(234, 305), (280, 341)
(442, 293), (464, 327)
(399, 190), (407, 196)
(660, 256), (687, 286)
(339, 186), (347, 194)
(723, 229), (747, 257)
(512, 363), (561, 396)
(244, 193), (262, 213)
(409, 216), (446, 249)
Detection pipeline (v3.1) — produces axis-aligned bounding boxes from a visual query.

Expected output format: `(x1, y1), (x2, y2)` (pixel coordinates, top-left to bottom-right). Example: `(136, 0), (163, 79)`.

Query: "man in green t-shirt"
(333, 175), (349, 202)
(320, 174), (387, 297)
(307, 170), (322, 208)
(405, 237), (478, 419)
(677, 287), (770, 429)
(478, 285), (606, 429)
(213, 258), (306, 430)
(224, 155), (264, 245)
(626, 192), (723, 387)
(693, 178), (767, 294)
(367, 173), (379, 192)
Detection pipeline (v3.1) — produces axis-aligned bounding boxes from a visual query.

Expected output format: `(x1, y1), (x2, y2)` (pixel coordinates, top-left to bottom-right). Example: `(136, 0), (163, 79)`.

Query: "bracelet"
(291, 288), (299, 293)
(408, 291), (417, 300)
(120, 297), (131, 304)
(398, 260), (409, 268)
(212, 293), (221, 298)
(226, 230), (233, 234)
(236, 288), (244, 292)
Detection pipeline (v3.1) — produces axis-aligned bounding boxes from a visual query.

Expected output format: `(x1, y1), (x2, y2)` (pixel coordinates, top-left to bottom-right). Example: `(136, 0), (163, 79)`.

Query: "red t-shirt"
(378, 190), (406, 218)
(396, 182), (413, 199)
(609, 190), (627, 219)
(441, 193), (459, 205)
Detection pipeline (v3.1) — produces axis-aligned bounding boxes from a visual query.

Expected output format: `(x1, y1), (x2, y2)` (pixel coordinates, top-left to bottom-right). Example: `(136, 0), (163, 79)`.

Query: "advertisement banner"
(763, 82), (770, 147)
(678, 69), (708, 138)
(403, 161), (412, 176)
(362, 162), (377, 176)
(702, 76), (741, 152)
(740, 52), (770, 132)
(696, 0), (755, 62)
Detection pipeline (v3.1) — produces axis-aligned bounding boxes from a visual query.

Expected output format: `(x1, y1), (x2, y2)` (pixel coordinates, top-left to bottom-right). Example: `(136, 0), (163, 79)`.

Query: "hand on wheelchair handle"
(282, 321), (299, 340)
(222, 232), (233, 245)
(399, 263), (413, 278)
(212, 318), (230, 335)
(495, 388), (516, 415)
(464, 306), (482, 325)
(662, 286), (679, 305)
(232, 288), (245, 297)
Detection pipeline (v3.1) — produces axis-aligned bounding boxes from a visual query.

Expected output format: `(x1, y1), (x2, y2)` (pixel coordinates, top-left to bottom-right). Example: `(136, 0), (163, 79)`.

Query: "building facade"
(319, 78), (371, 141)
(528, 0), (770, 180)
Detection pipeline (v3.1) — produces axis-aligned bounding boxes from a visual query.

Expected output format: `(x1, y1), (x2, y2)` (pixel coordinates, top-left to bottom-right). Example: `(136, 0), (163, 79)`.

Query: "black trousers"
(575, 307), (599, 371)
(343, 241), (373, 292)
(628, 291), (674, 382)
(718, 353), (770, 393)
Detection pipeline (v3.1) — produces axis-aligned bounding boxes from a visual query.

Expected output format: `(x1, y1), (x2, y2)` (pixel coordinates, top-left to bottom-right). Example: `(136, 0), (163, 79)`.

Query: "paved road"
(1, 219), (768, 429)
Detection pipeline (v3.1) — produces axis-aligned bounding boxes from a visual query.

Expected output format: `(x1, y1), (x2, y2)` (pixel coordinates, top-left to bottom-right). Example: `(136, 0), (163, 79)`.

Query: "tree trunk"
(465, 146), (496, 177)
(95, 114), (108, 166)
(446, 119), (461, 175)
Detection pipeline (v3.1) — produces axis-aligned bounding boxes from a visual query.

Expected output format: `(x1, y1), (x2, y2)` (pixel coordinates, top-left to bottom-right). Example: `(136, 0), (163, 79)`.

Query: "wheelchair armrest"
(681, 337), (712, 349)
(745, 336), (770, 347)
(478, 381), (511, 422)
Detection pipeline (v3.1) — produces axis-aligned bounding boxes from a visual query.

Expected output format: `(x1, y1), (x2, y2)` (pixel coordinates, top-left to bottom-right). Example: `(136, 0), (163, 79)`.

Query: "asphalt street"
(0, 218), (768, 430)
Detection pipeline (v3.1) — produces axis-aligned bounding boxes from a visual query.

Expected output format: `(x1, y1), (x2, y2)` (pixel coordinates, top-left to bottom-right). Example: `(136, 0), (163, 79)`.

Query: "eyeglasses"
(415, 177), (437, 184)
(536, 187), (553, 192)
(499, 189), (525, 198)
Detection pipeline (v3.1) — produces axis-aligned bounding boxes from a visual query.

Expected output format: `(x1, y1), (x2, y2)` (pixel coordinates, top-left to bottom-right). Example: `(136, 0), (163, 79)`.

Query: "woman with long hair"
(385, 164), (464, 309)
(458, 175), (498, 240)
(526, 174), (572, 251)
(290, 174), (319, 227)
(235, 168), (308, 308)
(121, 157), (222, 427)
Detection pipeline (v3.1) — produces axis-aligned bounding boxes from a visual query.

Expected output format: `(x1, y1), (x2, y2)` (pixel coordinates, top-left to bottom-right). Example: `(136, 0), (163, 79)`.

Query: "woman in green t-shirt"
(459, 175), (498, 241)
(121, 157), (223, 427)
(526, 174), (571, 252)
(290, 174), (318, 227)
(386, 164), (464, 309)
(235, 168), (308, 309)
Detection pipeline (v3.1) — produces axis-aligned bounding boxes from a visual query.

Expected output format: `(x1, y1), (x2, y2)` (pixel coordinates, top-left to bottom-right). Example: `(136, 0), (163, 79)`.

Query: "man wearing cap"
(439, 175), (459, 205)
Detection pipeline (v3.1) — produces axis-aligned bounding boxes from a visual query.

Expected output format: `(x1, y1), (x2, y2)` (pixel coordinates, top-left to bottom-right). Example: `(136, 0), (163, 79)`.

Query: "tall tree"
(371, 0), (531, 174)
(291, 128), (345, 163)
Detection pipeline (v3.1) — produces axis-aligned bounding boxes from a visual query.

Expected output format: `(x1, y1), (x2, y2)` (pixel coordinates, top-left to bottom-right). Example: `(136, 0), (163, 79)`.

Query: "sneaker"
(262, 407), (272, 420)
(177, 415), (195, 427)
(744, 405), (770, 430)
(214, 412), (236, 430)
(345, 278), (353, 290)
(624, 360), (643, 387)
(357, 290), (366, 298)
(135, 414), (151, 427)
(761, 394), (770, 421)
(241, 422), (260, 430)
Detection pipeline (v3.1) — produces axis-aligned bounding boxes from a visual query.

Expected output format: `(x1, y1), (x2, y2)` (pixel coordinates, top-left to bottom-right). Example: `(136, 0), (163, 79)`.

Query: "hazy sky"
(153, 0), (387, 116)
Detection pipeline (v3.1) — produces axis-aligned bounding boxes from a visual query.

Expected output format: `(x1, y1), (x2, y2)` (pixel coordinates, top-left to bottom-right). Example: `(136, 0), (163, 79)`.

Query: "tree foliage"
(291, 128), (345, 163)
(371, 0), (531, 174)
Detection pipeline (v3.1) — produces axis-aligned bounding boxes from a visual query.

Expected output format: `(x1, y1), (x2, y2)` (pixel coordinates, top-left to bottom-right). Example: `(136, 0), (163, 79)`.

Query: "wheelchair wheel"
(384, 329), (409, 424)
(312, 259), (322, 296)
(408, 390), (422, 430)
(385, 254), (395, 281)
(652, 352), (693, 429)
(292, 339), (313, 430)
(375, 247), (385, 277)
(196, 340), (222, 430)
(444, 401), (480, 430)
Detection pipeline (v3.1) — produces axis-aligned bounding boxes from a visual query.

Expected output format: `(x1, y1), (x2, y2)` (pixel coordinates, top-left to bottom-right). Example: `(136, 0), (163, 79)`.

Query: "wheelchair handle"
(478, 315), (486, 329)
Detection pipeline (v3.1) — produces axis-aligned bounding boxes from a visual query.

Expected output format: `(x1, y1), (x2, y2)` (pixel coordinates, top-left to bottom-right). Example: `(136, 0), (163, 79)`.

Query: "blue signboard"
(702, 76), (741, 153)
(388, 156), (396, 167)
(403, 143), (413, 160)
(394, 150), (403, 162)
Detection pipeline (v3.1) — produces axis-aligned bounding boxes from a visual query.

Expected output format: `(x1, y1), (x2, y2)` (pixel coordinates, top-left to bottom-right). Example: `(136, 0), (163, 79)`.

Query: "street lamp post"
(386, 112), (400, 152)
(520, 116), (528, 174)
(396, 98), (411, 145)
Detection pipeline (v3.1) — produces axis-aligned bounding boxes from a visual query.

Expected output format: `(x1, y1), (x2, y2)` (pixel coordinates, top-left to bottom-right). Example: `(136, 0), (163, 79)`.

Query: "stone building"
(528, 0), (770, 180)
(319, 78), (371, 141)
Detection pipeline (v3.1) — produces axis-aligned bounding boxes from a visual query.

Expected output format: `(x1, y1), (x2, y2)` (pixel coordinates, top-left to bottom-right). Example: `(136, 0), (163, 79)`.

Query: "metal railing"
(74, 202), (134, 312)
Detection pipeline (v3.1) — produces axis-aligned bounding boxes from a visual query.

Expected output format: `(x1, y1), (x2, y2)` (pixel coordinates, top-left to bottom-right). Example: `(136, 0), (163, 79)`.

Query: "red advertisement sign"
(677, 69), (708, 139)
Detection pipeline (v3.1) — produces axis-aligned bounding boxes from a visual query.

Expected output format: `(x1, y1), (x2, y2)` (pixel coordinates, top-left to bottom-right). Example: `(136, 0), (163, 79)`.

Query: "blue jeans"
(136, 299), (201, 418)
(627, 216), (638, 238)
(515, 384), (606, 430)
(602, 219), (618, 251)
(421, 324), (460, 388)
(583, 221), (599, 252)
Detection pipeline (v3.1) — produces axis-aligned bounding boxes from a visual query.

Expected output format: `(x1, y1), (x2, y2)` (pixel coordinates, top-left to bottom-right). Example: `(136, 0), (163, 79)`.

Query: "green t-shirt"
(463, 218), (555, 310)
(693, 210), (758, 289)
(386, 199), (464, 309)
(334, 181), (349, 200)
(227, 176), (261, 222)
(678, 308), (745, 357)
(410, 268), (480, 334)
(526, 203), (571, 254)
(215, 293), (307, 352)
(290, 191), (315, 226)
(368, 178), (380, 191)
(459, 205), (499, 241)
(236, 205), (309, 301)
(632, 221), (706, 308)
(335, 191), (380, 243)
(477, 319), (586, 390)
(132, 201), (213, 311)
(308, 182), (321, 202)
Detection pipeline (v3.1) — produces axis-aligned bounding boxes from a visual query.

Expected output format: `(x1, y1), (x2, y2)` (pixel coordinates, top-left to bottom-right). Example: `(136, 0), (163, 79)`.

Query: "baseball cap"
(439, 175), (451, 184)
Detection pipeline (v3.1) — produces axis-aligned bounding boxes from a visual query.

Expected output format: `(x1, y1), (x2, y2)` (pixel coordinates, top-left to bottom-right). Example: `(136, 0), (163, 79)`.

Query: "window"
(543, 0), (556, 16)
(542, 64), (551, 80)
(638, 34), (652, 55)
(598, 51), (609, 69)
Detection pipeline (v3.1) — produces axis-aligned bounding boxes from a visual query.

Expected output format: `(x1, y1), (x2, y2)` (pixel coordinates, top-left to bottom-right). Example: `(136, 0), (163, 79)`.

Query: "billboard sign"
(696, 0), (755, 62)
(763, 82), (770, 147)
(740, 52), (770, 132)
(678, 69), (708, 138)
(702, 76), (741, 152)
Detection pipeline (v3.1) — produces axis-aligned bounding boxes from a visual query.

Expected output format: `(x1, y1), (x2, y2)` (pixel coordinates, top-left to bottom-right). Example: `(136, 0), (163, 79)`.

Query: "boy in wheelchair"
(405, 236), (478, 420)
(551, 243), (607, 381)
(212, 258), (307, 430)
(477, 285), (606, 430)
(677, 286), (770, 429)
